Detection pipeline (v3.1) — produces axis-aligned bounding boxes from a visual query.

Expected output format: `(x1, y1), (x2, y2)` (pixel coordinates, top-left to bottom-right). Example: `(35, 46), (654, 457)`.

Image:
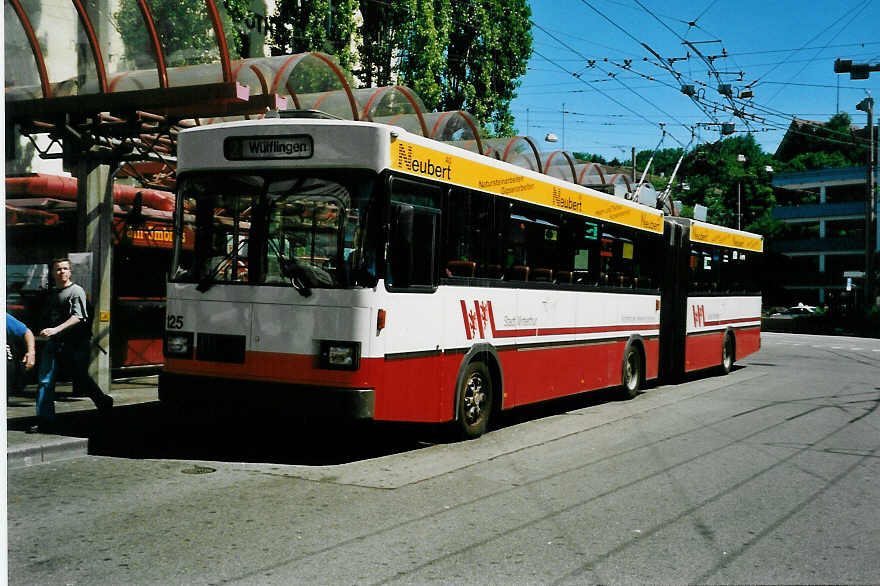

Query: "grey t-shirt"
(45, 283), (90, 342)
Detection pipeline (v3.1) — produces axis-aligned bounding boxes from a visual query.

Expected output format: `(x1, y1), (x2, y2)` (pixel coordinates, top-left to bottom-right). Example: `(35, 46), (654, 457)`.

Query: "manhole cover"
(181, 465), (217, 475)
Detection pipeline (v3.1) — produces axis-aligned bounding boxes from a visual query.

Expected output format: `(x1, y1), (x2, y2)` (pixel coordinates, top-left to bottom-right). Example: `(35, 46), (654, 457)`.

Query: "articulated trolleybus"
(160, 114), (763, 438)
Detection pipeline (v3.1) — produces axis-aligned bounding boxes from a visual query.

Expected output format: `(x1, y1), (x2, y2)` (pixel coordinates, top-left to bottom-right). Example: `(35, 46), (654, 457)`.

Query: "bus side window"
(444, 188), (497, 279)
(388, 177), (442, 289)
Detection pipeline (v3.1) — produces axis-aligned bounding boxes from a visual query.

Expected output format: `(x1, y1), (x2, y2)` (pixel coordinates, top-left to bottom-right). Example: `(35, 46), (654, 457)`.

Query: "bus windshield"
(171, 171), (378, 289)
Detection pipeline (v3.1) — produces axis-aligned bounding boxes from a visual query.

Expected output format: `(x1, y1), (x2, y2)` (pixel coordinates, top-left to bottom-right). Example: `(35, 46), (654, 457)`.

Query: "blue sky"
(512, 0), (880, 162)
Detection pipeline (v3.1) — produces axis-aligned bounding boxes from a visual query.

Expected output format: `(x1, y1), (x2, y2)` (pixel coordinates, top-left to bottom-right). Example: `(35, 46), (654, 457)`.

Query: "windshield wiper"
(267, 237), (311, 297)
(196, 240), (247, 293)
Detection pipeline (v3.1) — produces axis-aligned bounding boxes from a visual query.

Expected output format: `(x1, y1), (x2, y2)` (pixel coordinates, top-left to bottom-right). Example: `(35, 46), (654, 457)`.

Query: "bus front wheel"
(456, 361), (493, 439)
(620, 345), (642, 400)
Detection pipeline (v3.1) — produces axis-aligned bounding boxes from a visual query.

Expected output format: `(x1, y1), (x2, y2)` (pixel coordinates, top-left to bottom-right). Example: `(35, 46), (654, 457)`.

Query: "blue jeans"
(36, 339), (108, 421)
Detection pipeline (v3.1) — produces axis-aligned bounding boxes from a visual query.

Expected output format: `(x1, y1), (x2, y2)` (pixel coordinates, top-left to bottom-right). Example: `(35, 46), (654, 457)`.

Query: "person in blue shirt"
(6, 312), (36, 394)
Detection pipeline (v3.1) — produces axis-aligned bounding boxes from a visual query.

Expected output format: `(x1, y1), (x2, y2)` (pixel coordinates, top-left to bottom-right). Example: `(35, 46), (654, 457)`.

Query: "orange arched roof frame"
(6, 0), (51, 98)
(495, 136), (542, 172)
(541, 151), (577, 181)
(269, 52), (358, 120)
(6, 0), (235, 100)
(426, 110), (485, 156)
(359, 86), (428, 136)
(576, 162), (606, 185)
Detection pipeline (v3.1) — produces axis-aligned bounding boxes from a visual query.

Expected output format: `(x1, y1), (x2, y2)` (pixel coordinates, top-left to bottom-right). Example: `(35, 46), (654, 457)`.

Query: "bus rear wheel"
(720, 333), (735, 375)
(620, 345), (642, 400)
(456, 361), (493, 439)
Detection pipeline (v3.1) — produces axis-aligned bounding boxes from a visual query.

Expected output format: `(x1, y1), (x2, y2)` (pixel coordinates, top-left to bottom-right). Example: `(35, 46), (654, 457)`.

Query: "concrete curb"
(7, 432), (90, 469)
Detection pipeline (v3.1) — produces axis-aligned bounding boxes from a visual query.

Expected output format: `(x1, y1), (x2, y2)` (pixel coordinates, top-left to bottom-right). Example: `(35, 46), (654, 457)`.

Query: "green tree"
(115, 0), (247, 67)
(270, 0), (358, 71)
(271, 0), (532, 135)
(355, 1), (411, 87)
(671, 134), (779, 234)
(633, 147), (685, 177)
(398, 0), (450, 110)
(439, 0), (532, 135)
(572, 152), (609, 164)
(775, 112), (868, 168)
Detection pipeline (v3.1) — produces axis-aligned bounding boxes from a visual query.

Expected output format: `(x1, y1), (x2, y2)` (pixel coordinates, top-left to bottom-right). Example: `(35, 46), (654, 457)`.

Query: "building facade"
(771, 166), (878, 306)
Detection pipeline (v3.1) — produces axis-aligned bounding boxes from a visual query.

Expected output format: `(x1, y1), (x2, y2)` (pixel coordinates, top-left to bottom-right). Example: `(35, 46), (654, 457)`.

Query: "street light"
(855, 96), (876, 308)
(737, 154), (746, 230)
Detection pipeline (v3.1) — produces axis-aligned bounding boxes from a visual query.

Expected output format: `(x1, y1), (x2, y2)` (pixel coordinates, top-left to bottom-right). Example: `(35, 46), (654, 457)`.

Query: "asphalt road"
(7, 332), (880, 585)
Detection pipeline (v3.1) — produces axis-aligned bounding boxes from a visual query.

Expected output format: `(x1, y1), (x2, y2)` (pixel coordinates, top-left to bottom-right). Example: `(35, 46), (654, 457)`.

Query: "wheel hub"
(463, 374), (486, 424)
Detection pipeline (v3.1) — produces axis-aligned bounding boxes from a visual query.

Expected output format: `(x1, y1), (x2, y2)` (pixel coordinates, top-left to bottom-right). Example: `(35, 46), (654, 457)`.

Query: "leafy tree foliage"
(115, 0), (248, 67)
(269, 0), (358, 70)
(572, 152), (609, 164)
(269, 0), (532, 135)
(633, 147), (685, 178)
(775, 113), (868, 169)
(658, 134), (780, 235)
(433, 0), (532, 135)
(398, 0), (450, 110)
(355, 1), (411, 87)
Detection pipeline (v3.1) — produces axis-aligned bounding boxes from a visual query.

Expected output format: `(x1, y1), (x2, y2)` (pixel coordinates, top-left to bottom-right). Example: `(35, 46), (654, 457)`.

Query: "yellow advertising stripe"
(390, 139), (664, 234)
(690, 223), (764, 252)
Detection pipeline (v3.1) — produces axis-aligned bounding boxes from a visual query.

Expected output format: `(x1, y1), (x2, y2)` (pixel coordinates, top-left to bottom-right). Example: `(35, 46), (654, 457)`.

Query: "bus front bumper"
(158, 372), (375, 419)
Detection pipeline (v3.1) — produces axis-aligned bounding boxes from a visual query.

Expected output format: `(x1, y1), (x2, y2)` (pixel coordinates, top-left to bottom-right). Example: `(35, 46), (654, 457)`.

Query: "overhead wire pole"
(835, 58), (878, 308)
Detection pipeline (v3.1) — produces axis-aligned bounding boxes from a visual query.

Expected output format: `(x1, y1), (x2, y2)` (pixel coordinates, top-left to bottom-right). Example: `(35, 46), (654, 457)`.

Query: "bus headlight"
(319, 341), (360, 371)
(164, 331), (194, 359)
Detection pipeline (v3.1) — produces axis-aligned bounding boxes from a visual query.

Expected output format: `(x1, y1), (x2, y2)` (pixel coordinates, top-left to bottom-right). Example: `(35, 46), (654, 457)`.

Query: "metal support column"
(76, 160), (112, 393)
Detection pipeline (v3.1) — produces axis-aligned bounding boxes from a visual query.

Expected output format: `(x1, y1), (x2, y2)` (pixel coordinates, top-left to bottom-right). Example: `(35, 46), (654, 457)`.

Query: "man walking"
(31, 258), (113, 433)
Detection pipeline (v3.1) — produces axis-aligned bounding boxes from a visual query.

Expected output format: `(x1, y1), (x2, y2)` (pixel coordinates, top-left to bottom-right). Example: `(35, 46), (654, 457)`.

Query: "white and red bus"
(160, 114), (763, 437)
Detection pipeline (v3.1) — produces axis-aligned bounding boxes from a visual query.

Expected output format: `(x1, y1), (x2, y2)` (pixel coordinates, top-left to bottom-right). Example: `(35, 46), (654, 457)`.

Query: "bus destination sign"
(224, 135), (314, 160)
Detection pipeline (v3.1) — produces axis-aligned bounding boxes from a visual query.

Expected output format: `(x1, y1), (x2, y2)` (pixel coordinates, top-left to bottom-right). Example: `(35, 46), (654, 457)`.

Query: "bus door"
(380, 176), (445, 421)
(659, 218), (688, 379)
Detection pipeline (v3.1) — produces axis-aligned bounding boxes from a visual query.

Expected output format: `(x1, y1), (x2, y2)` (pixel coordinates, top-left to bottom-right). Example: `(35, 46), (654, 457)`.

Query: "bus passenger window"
(389, 178), (441, 288)
(573, 249), (592, 284)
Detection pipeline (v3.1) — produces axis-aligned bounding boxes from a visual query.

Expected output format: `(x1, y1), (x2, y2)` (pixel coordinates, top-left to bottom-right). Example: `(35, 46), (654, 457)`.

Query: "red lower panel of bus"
(735, 327), (761, 360)
(685, 331), (724, 372)
(685, 327), (761, 373)
(168, 337), (660, 423)
(500, 338), (660, 408)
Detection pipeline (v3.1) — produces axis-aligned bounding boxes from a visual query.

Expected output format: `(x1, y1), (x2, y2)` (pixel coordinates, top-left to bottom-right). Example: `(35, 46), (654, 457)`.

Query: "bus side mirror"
(390, 203), (414, 288)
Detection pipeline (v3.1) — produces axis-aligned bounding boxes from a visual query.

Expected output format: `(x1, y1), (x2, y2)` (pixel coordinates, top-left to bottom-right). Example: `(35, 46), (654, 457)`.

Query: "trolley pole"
(855, 96), (876, 308)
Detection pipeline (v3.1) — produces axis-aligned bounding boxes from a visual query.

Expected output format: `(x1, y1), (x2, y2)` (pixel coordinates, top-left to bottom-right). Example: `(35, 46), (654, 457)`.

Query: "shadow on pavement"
(9, 367), (746, 467)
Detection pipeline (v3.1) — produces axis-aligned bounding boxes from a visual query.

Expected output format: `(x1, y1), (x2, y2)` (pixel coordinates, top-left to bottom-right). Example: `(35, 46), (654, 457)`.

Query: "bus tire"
(620, 344), (642, 400)
(720, 332), (735, 375)
(456, 361), (493, 439)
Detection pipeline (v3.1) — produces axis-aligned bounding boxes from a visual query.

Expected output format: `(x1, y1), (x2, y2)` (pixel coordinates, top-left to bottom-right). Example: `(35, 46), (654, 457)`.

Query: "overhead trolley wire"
(748, 0), (871, 93)
(762, 1), (872, 106)
(531, 47), (688, 148)
(531, 21), (692, 147)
